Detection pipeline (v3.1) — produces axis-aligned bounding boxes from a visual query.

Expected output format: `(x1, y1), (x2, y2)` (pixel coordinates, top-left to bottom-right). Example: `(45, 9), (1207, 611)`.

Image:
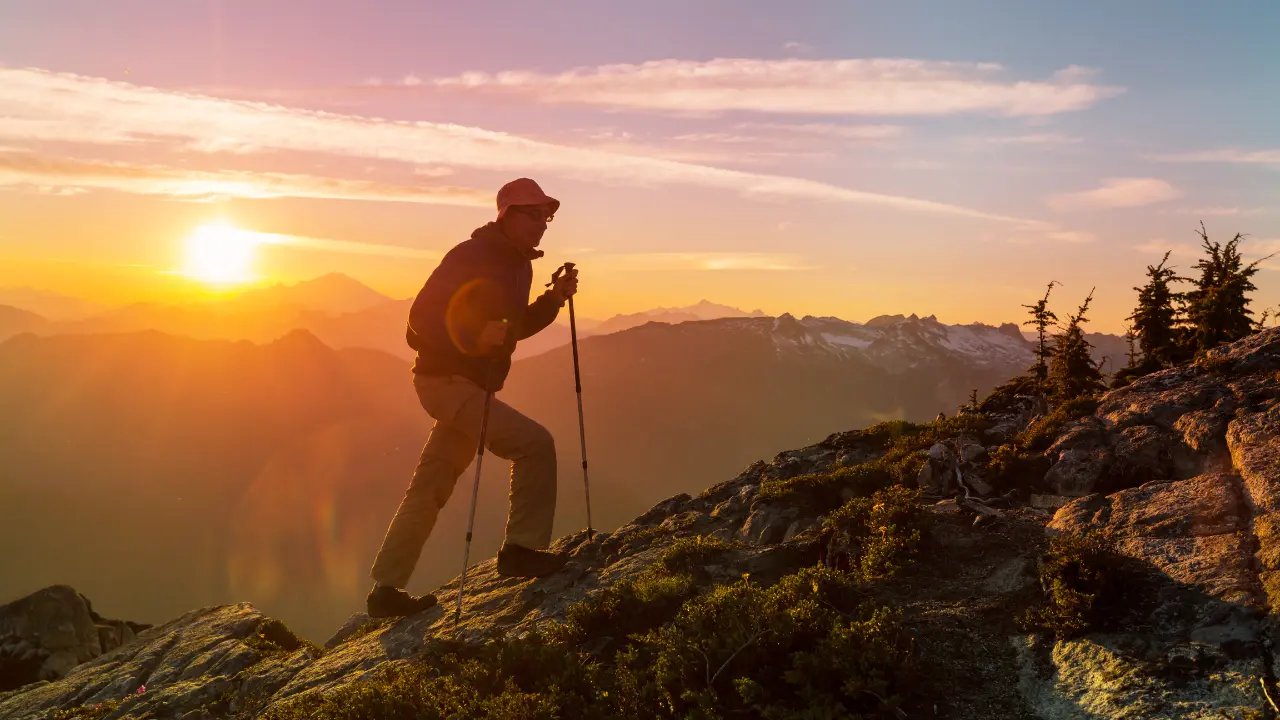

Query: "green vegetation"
(1116, 222), (1273, 386)
(243, 617), (318, 656)
(262, 504), (925, 720)
(821, 486), (930, 581)
(1015, 396), (1101, 454)
(615, 568), (910, 718)
(985, 395), (1098, 491)
(1121, 251), (1184, 382)
(50, 700), (122, 720)
(1046, 290), (1106, 403)
(552, 536), (739, 653)
(1022, 281), (1061, 395)
(758, 416), (986, 513)
(1020, 533), (1123, 640)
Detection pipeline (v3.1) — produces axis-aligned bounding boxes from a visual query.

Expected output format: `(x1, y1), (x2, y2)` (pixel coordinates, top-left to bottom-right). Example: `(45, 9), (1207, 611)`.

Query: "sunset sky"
(1, 0), (1277, 332)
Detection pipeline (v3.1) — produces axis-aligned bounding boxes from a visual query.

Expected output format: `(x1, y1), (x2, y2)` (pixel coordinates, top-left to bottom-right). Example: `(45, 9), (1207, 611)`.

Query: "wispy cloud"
(251, 230), (441, 260)
(0, 150), (489, 205)
(1048, 177), (1183, 212)
(734, 122), (905, 142)
(1133, 238), (1199, 259)
(980, 132), (1083, 145)
(430, 60), (1123, 117)
(597, 252), (816, 271)
(1133, 237), (1280, 271)
(0, 67), (1064, 229)
(1153, 148), (1280, 166)
(1166, 206), (1267, 217)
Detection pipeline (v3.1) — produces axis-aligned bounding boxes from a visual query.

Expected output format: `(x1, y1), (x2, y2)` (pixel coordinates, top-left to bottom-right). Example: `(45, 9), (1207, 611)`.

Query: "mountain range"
(0, 275), (772, 362)
(0, 309), (1037, 641)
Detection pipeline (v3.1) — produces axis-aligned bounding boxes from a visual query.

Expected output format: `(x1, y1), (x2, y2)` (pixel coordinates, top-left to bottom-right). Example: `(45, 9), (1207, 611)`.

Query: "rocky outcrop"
(1042, 329), (1280, 498)
(0, 586), (149, 692)
(0, 327), (1276, 719)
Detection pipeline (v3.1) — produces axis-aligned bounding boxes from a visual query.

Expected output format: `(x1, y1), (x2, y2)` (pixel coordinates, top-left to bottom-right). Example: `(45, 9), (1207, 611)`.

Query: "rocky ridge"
(0, 327), (1277, 719)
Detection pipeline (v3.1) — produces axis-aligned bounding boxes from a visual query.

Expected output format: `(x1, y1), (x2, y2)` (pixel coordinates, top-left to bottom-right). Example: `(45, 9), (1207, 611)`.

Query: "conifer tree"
(1122, 323), (1138, 368)
(1047, 289), (1105, 402)
(1183, 222), (1273, 355)
(1125, 251), (1183, 371)
(1021, 281), (1060, 395)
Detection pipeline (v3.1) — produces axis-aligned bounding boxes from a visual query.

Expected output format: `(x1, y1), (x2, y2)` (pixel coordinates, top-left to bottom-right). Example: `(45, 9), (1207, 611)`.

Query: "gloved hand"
(549, 266), (578, 305)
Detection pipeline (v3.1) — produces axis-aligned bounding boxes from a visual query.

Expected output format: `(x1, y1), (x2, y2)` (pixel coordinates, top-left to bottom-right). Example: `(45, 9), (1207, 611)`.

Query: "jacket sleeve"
(518, 290), (563, 340)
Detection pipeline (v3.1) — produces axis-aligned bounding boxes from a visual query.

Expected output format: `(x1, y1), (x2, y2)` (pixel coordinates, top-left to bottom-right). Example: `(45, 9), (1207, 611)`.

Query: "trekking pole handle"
(547, 262), (575, 288)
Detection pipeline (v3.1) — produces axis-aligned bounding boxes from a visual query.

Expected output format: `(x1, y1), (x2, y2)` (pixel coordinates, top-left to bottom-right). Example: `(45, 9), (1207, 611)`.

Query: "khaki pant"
(369, 373), (557, 589)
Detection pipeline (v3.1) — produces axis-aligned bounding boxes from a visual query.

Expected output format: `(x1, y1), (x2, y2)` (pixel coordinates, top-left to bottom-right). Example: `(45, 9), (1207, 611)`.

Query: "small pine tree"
(1182, 222), (1274, 355)
(1125, 251), (1183, 371)
(1260, 306), (1279, 329)
(968, 388), (979, 409)
(1022, 281), (1060, 395)
(1122, 323), (1138, 368)
(1047, 289), (1106, 403)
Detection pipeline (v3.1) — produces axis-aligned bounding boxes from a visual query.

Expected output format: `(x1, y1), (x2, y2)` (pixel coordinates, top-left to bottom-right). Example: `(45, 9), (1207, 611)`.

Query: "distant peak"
(865, 314), (906, 328)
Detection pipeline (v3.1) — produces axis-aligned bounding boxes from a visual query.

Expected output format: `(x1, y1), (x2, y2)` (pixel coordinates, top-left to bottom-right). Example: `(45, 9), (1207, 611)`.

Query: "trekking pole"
(551, 263), (593, 540)
(455, 357), (498, 626)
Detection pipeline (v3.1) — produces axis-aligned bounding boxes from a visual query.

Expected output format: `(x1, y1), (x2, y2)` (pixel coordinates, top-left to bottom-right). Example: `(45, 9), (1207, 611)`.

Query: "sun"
(184, 223), (260, 285)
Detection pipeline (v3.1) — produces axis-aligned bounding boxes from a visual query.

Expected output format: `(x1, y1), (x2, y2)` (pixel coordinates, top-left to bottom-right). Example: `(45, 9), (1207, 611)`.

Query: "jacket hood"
(471, 222), (545, 260)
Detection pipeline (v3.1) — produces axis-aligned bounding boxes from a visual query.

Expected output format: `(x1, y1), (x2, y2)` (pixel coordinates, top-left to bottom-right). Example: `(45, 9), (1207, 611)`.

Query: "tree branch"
(709, 630), (770, 687)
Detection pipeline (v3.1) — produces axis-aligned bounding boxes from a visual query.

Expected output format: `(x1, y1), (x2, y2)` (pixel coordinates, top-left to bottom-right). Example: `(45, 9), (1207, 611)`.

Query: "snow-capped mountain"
(700, 312), (1034, 373)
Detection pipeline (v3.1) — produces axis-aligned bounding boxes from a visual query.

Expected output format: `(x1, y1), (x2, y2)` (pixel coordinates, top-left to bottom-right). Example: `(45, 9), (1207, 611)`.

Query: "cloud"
(251, 230), (441, 260)
(1048, 178), (1184, 212)
(430, 59), (1123, 117)
(1153, 148), (1280, 166)
(1166, 206), (1267, 217)
(596, 252), (816, 271)
(0, 67), (1065, 229)
(0, 150), (489, 206)
(1133, 237), (1280, 271)
(1133, 238), (1199, 259)
(980, 132), (1083, 145)
(782, 41), (816, 55)
(734, 122), (905, 142)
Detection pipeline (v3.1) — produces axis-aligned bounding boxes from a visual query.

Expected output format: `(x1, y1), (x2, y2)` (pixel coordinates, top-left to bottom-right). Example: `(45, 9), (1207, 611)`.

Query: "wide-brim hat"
(496, 177), (560, 219)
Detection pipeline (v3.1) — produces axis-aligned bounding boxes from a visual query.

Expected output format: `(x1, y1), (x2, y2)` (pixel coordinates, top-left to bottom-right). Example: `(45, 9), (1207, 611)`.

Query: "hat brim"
(499, 197), (560, 219)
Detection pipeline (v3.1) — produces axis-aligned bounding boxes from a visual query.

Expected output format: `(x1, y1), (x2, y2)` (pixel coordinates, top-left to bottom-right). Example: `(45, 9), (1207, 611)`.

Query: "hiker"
(367, 178), (578, 619)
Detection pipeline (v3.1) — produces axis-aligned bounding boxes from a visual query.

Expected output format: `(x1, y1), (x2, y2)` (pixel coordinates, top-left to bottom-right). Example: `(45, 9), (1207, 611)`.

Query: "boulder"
(1043, 418), (1113, 496)
(960, 443), (988, 464)
(738, 505), (798, 545)
(1226, 403), (1280, 513)
(1050, 473), (1255, 605)
(0, 586), (106, 689)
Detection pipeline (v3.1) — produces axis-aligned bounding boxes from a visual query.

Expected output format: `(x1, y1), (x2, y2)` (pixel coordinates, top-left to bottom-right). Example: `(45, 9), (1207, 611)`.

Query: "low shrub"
(978, 374), (1038, 415)
(551, 535), (739, 653)
(756, 449), (926, 515)
(243, 618), (317, 656)
(1017, 395), (1100, 453)
(1020, 533), (1124, 639)
(820, 486), (931, 581)
(50, 700), (121, 720)
(616, 567), (910, 718)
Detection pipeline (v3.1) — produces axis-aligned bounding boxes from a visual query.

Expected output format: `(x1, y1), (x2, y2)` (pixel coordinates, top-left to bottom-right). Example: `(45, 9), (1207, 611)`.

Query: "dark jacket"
(406, 222), (562, 391)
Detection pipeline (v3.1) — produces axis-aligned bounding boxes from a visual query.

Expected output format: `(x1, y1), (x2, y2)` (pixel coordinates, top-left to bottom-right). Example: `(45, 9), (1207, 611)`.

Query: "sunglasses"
(510, 206), (554, 223)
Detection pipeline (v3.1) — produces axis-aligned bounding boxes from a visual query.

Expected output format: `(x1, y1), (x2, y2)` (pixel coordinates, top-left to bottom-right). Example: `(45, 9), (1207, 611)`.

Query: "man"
(367, 177), (579, 619)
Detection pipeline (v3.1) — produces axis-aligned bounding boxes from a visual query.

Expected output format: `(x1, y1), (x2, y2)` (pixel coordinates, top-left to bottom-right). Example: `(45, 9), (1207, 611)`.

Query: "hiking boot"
(366, 585), (438, 618)
(496, 542), (568, 578)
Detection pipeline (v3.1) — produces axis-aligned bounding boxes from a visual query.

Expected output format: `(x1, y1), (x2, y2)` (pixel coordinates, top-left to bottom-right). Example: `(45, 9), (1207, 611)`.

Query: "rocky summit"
(1, 327), (1278, 719)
